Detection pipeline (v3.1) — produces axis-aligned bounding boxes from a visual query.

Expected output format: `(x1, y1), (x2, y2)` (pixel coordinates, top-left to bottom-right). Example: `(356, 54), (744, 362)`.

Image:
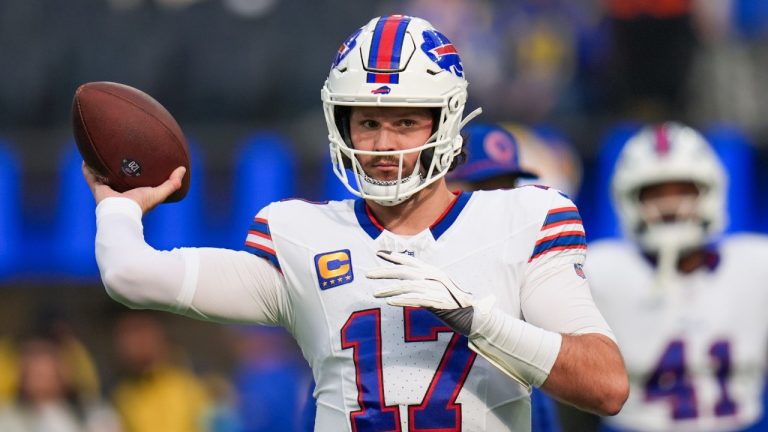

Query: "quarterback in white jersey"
(84, 15), (627, 431)
(587, 122), (768, 432)
(242, 186), (611, 430)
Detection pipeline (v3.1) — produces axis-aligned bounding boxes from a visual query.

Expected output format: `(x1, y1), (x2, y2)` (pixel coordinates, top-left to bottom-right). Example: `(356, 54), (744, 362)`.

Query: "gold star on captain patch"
(329, 279), (336, 285)
(345, 275), (352, 281)
(322, 281), (328, 287)
(337, 277), (343, 283)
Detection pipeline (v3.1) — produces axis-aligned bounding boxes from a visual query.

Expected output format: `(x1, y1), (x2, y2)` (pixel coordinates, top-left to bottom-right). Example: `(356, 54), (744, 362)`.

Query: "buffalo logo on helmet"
(332, 27), (362, 69)
(420, 30), (463, 78)
(371, 85), (391, 95)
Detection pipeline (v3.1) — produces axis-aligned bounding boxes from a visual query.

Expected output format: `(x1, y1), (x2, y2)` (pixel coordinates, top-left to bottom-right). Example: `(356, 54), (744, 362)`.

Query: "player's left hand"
(368, 250), (472, 309)
(368, 251), (475, 334)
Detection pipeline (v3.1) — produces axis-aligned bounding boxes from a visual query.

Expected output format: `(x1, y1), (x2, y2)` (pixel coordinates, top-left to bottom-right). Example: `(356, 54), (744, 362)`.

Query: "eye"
(359, 119), (379, 129)
(398, 119), (417, 127)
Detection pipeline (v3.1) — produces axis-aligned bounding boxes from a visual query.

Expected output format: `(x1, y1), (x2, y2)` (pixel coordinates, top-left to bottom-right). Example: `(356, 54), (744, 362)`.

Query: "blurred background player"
(569, 122), (768, 431)
(447, 121), (584, 200)
(501, 123), (584, 200)
(446, 122), (537, 191)
(447, 122), (561, 432)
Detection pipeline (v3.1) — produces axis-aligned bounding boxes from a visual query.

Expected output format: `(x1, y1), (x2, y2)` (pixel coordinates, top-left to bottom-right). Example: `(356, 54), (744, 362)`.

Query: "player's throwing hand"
(82, 162), (186, 214)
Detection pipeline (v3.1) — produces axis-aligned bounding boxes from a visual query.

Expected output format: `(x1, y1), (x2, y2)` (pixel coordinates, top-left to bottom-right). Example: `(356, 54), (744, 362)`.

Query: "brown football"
(72, 81), (190, 202)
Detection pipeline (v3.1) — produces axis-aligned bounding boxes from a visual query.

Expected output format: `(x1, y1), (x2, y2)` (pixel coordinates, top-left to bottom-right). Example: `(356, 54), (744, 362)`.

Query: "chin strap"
(361, 167), (423, 207)
(640, 221), (706, 296)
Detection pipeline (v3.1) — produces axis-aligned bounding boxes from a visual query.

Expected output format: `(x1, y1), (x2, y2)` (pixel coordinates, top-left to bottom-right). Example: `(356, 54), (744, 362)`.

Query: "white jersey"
(587, 235), (768, 432)
(243, 186), (612, 431)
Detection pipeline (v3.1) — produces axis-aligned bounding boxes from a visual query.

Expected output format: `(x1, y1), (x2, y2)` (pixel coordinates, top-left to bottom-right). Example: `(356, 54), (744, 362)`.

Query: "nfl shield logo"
(574, 264), (586, 279)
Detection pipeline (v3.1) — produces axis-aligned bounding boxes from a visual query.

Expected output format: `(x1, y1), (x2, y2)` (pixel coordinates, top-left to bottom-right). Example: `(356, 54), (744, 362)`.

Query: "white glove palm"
(368, 250), (473, 310)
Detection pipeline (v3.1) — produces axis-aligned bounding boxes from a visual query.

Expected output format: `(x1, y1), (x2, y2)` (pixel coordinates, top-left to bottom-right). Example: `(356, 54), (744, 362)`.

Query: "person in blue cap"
(447, 123), (537, 191)
(448, 123), (561, 432)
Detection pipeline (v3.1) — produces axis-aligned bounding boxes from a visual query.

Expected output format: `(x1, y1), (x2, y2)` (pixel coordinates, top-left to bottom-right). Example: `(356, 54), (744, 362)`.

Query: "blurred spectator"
(227, 326), (311, 432)
(397, 0), (601, 123)
(446, 122), (560, 432)
(0, 336), (121, 432)
(686, 0), (768, 142)
(447, 122), (537, 191)
(0, 337), (18, 404)
(493, 0), (603, 122)
(35, 307), (102, 403)
(502, 123), (583, 199)
(0, 306), (102, 407)
(601, 0), (698, 120)
(110, 311), (211, 432)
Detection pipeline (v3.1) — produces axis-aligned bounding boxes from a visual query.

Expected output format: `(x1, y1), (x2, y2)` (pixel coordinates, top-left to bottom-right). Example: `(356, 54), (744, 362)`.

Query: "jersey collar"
(354, 192), (473, 240)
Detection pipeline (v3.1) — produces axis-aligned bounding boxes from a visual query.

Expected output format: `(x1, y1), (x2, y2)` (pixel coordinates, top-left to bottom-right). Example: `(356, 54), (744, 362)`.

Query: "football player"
(83, 15), (627, 431)
(584, 122), (768, 431)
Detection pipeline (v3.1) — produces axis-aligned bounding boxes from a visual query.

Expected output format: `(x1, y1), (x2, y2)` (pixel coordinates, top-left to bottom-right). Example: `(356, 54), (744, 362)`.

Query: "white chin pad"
(361, 167), (423, 206)
(638, 220), (706, 254)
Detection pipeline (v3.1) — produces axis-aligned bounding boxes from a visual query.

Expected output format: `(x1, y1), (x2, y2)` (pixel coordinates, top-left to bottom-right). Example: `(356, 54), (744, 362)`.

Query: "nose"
(372, 127), (397, 152)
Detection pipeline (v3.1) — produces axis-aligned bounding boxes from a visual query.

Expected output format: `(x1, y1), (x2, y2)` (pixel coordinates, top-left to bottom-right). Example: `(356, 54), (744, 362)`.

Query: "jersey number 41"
(645, 339), (737, 420)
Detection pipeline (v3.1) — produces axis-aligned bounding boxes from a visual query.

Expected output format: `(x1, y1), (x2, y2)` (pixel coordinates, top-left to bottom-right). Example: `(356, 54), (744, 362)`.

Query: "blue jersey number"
(644, 339), (736, 420)
(341, 307), (476, 431)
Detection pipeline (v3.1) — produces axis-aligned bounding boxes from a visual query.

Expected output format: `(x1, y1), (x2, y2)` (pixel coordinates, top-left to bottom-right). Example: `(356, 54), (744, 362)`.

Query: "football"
(72, 81), (190, 202)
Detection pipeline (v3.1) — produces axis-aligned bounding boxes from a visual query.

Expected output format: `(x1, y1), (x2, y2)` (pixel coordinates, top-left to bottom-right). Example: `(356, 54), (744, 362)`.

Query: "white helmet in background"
(612, 122), (728, 256)
(321, 15), (481, 206)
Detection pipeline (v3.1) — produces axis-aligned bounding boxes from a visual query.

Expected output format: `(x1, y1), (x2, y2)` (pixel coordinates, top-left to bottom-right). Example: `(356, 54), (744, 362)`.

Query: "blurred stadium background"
(3, 0), (768, 430)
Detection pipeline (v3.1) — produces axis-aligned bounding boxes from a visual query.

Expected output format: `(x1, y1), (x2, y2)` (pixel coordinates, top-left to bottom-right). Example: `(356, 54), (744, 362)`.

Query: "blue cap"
(449, 123), (537, 183)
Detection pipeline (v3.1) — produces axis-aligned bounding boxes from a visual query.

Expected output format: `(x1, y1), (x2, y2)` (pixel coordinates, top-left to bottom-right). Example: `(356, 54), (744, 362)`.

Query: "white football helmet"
(612, 122), (728, 256)
(321, 15), (481, 206)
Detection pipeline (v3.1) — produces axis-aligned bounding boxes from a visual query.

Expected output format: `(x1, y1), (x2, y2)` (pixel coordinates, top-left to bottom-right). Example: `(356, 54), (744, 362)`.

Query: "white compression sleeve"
(468, 298), (562, 389)
(95, 197), (287, 324)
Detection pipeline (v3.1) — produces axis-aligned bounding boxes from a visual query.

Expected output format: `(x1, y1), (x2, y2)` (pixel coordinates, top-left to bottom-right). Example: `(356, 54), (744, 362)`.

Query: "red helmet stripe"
(366, 16), (411, 84)
(654, 124), (670, 155)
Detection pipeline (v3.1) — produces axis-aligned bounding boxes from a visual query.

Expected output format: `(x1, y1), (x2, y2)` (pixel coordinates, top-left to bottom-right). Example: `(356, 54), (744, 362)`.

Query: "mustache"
(365, 156), (402, 168)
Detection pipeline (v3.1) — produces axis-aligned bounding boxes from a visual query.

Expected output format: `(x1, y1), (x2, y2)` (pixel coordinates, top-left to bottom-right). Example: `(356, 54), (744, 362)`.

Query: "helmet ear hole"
(418, 108), (443, 170)
(334, 106), (354, 169)
(449, 94), (463, 111)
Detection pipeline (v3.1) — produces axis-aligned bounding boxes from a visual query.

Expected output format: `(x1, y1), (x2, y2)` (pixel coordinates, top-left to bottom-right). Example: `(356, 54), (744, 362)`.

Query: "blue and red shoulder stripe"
(529, 206), (586, 262)
(244, 217), (281, 271)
